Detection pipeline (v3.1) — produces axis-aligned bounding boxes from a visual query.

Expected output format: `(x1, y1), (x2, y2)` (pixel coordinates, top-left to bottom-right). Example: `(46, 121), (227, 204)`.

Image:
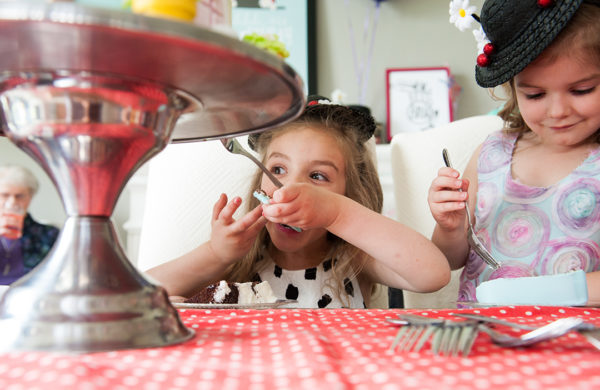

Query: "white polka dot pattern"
(0, 306), (599, 389)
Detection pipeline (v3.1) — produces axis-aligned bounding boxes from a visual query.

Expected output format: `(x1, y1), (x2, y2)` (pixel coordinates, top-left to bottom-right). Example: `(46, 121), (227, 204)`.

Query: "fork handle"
(442, 148), (472, 223)
(243, 151), (284, 188)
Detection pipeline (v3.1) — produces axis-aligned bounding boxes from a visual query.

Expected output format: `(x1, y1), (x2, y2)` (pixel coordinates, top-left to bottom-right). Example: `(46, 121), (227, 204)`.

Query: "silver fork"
(479, 317), (584, 347)
(453, 313), (600, 350)
(221, 137), (283, 188)
(221, 137), (302, 233)
(451, 313), (537, 330)
(442, 148), (501, 270)
(387, 314), (479, 356)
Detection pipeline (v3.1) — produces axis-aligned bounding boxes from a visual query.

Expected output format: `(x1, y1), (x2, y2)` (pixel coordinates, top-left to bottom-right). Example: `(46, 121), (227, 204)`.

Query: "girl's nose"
(287, 170), (309, 185)
(547, 94), (570, 119)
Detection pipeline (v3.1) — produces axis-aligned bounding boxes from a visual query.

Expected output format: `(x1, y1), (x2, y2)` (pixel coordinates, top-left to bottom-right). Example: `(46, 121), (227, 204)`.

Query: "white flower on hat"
(449, 0), (477, 32)
(330, 89), (347, 104)
(473, 26), (490, 54)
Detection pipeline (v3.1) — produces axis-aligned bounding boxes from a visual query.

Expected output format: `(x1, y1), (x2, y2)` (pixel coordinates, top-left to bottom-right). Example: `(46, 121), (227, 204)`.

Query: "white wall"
(315, 0), (497, 122)
(0, 0), (501, 265)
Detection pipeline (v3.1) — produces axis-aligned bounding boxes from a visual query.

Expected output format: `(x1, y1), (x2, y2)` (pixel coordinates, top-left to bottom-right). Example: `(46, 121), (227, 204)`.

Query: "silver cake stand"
(0, 2), (304, 352)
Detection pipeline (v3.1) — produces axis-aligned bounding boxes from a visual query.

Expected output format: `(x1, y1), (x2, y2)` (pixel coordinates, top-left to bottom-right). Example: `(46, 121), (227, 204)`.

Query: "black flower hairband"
(248, 95), (376, 150)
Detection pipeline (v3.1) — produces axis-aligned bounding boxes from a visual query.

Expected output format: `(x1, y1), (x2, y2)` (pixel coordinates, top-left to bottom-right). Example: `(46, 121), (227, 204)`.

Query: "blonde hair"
(497, 4), (600, 140)
(0, 164), (39, 196)
(223, 104), (383, 305)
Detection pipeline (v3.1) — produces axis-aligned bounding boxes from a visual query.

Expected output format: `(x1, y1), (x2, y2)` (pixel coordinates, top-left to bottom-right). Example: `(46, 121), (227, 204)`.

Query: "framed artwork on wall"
(232, 0), (316, 95)
(385, 67), (453, 142)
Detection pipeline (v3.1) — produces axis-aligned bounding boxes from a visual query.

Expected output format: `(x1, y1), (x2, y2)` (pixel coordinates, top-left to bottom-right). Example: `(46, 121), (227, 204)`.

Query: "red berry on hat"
(307, 100), (318, 106)
(477, 53), (490, 67)
(537, 0), (553, 8)
(483, 43), (495, 55)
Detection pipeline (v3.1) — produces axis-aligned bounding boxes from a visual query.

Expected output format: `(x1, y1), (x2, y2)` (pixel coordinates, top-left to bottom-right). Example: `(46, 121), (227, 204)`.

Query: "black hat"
(475, 0), (584, 87)
(248, 95), (376, 151)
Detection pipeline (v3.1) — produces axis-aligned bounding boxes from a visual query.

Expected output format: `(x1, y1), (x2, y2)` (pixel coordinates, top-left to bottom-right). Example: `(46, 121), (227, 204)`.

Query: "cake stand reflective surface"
(0, 2), (304, 352)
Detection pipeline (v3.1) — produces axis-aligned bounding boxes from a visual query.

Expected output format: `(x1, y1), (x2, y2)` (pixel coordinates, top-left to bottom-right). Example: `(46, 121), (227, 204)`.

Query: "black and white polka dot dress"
(254, 256), (365, 309)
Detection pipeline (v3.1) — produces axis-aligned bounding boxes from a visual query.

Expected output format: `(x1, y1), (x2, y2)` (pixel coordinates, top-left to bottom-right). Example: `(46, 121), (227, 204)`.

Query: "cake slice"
(184, 280), (278, 304)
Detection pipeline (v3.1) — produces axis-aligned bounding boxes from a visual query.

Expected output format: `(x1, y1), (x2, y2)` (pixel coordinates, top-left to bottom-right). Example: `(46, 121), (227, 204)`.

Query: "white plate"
(172, 299), (296, 310)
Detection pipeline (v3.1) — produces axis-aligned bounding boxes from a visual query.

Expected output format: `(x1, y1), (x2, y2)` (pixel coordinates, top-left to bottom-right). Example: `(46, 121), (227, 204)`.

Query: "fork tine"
(446, 326), (462, 356)
(414, 325), (436, 352)
(457, 324), (473, 354)
(437, 326), (454, 355)
(403, 325), (427, 351)
(390, 326), (409, 351)
(399, 325), (421, 351)
(431, 326), (445, 355)
(461, 325), (479, 357)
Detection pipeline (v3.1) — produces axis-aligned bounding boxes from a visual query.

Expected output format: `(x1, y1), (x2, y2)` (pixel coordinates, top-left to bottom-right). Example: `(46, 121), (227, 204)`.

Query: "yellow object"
(131, 0), (197, 22)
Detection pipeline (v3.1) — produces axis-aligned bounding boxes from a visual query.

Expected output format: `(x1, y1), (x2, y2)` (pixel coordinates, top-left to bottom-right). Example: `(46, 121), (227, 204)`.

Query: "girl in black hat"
(430, 0), (600, 305)
(148, 96), (450, 308)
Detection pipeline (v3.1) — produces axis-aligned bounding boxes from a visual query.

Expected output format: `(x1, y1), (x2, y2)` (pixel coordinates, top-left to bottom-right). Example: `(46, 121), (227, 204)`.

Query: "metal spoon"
(221, 137), (283, 188)
(442, 148), (501, 270)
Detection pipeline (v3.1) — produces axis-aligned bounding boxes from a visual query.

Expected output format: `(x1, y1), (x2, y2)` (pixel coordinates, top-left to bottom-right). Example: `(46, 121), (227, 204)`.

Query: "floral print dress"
(459, 131), (600, 302)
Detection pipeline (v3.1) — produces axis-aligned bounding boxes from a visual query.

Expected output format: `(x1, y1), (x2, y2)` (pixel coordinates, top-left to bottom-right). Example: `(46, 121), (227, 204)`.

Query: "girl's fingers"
(437, 166), (460, 178)
(431, 189), (467, 205)
(272, 185), (301, 203)
(439, 201), (466, 212)
(212, 193), (228, 220)
(219, 196), (242, 220)
(231, 204), (264, 233)
(432, 176), (464, 191)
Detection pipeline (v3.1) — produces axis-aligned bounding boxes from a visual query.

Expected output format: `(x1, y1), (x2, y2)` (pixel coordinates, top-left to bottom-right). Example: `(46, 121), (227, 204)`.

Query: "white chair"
(390, 115), (503, 308)
(137, 136), (389, 308)
(137, 137), (256, 272)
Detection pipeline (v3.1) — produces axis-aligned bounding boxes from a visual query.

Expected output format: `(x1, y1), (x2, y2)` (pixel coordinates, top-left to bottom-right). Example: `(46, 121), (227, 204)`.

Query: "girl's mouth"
(278, 223), (300, 233)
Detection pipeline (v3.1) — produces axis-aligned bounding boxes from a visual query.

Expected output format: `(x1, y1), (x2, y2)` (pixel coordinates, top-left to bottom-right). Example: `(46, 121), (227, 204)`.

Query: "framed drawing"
(386, 67), (453, 142)
(232, 0), (316, 95)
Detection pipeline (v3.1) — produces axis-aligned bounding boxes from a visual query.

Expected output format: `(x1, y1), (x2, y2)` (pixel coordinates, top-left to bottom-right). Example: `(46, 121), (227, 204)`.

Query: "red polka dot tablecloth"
(0, 306), (599, 390)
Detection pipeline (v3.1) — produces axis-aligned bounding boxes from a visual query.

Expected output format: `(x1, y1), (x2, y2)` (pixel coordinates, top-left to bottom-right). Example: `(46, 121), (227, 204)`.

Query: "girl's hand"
(208, 193), (266, 264)
(262, 184), (339, 230)
(427, 167), (470, 232)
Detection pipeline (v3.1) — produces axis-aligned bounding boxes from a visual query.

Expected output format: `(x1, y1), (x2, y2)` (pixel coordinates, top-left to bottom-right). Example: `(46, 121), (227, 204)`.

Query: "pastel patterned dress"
(458, 131), (600, 302)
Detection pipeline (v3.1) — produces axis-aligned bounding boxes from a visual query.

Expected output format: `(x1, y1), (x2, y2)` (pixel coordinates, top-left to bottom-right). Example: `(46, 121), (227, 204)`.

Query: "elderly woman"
(0, 164), (59, 285)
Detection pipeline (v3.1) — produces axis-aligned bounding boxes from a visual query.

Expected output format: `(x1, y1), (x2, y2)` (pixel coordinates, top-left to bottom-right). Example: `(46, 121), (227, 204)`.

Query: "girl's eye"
(524, 92), (544, 100)
(310, 172), (328, 181)
(272, 166), (285, 175)
(572, 87), (595, 96)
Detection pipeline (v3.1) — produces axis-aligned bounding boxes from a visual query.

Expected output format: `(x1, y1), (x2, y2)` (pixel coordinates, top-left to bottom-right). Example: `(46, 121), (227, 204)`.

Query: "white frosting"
(235, 282), (258, 305)
(476, 270), (588, 306)
(253, 281), (277, 303)
(213, 280), (232, 303)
